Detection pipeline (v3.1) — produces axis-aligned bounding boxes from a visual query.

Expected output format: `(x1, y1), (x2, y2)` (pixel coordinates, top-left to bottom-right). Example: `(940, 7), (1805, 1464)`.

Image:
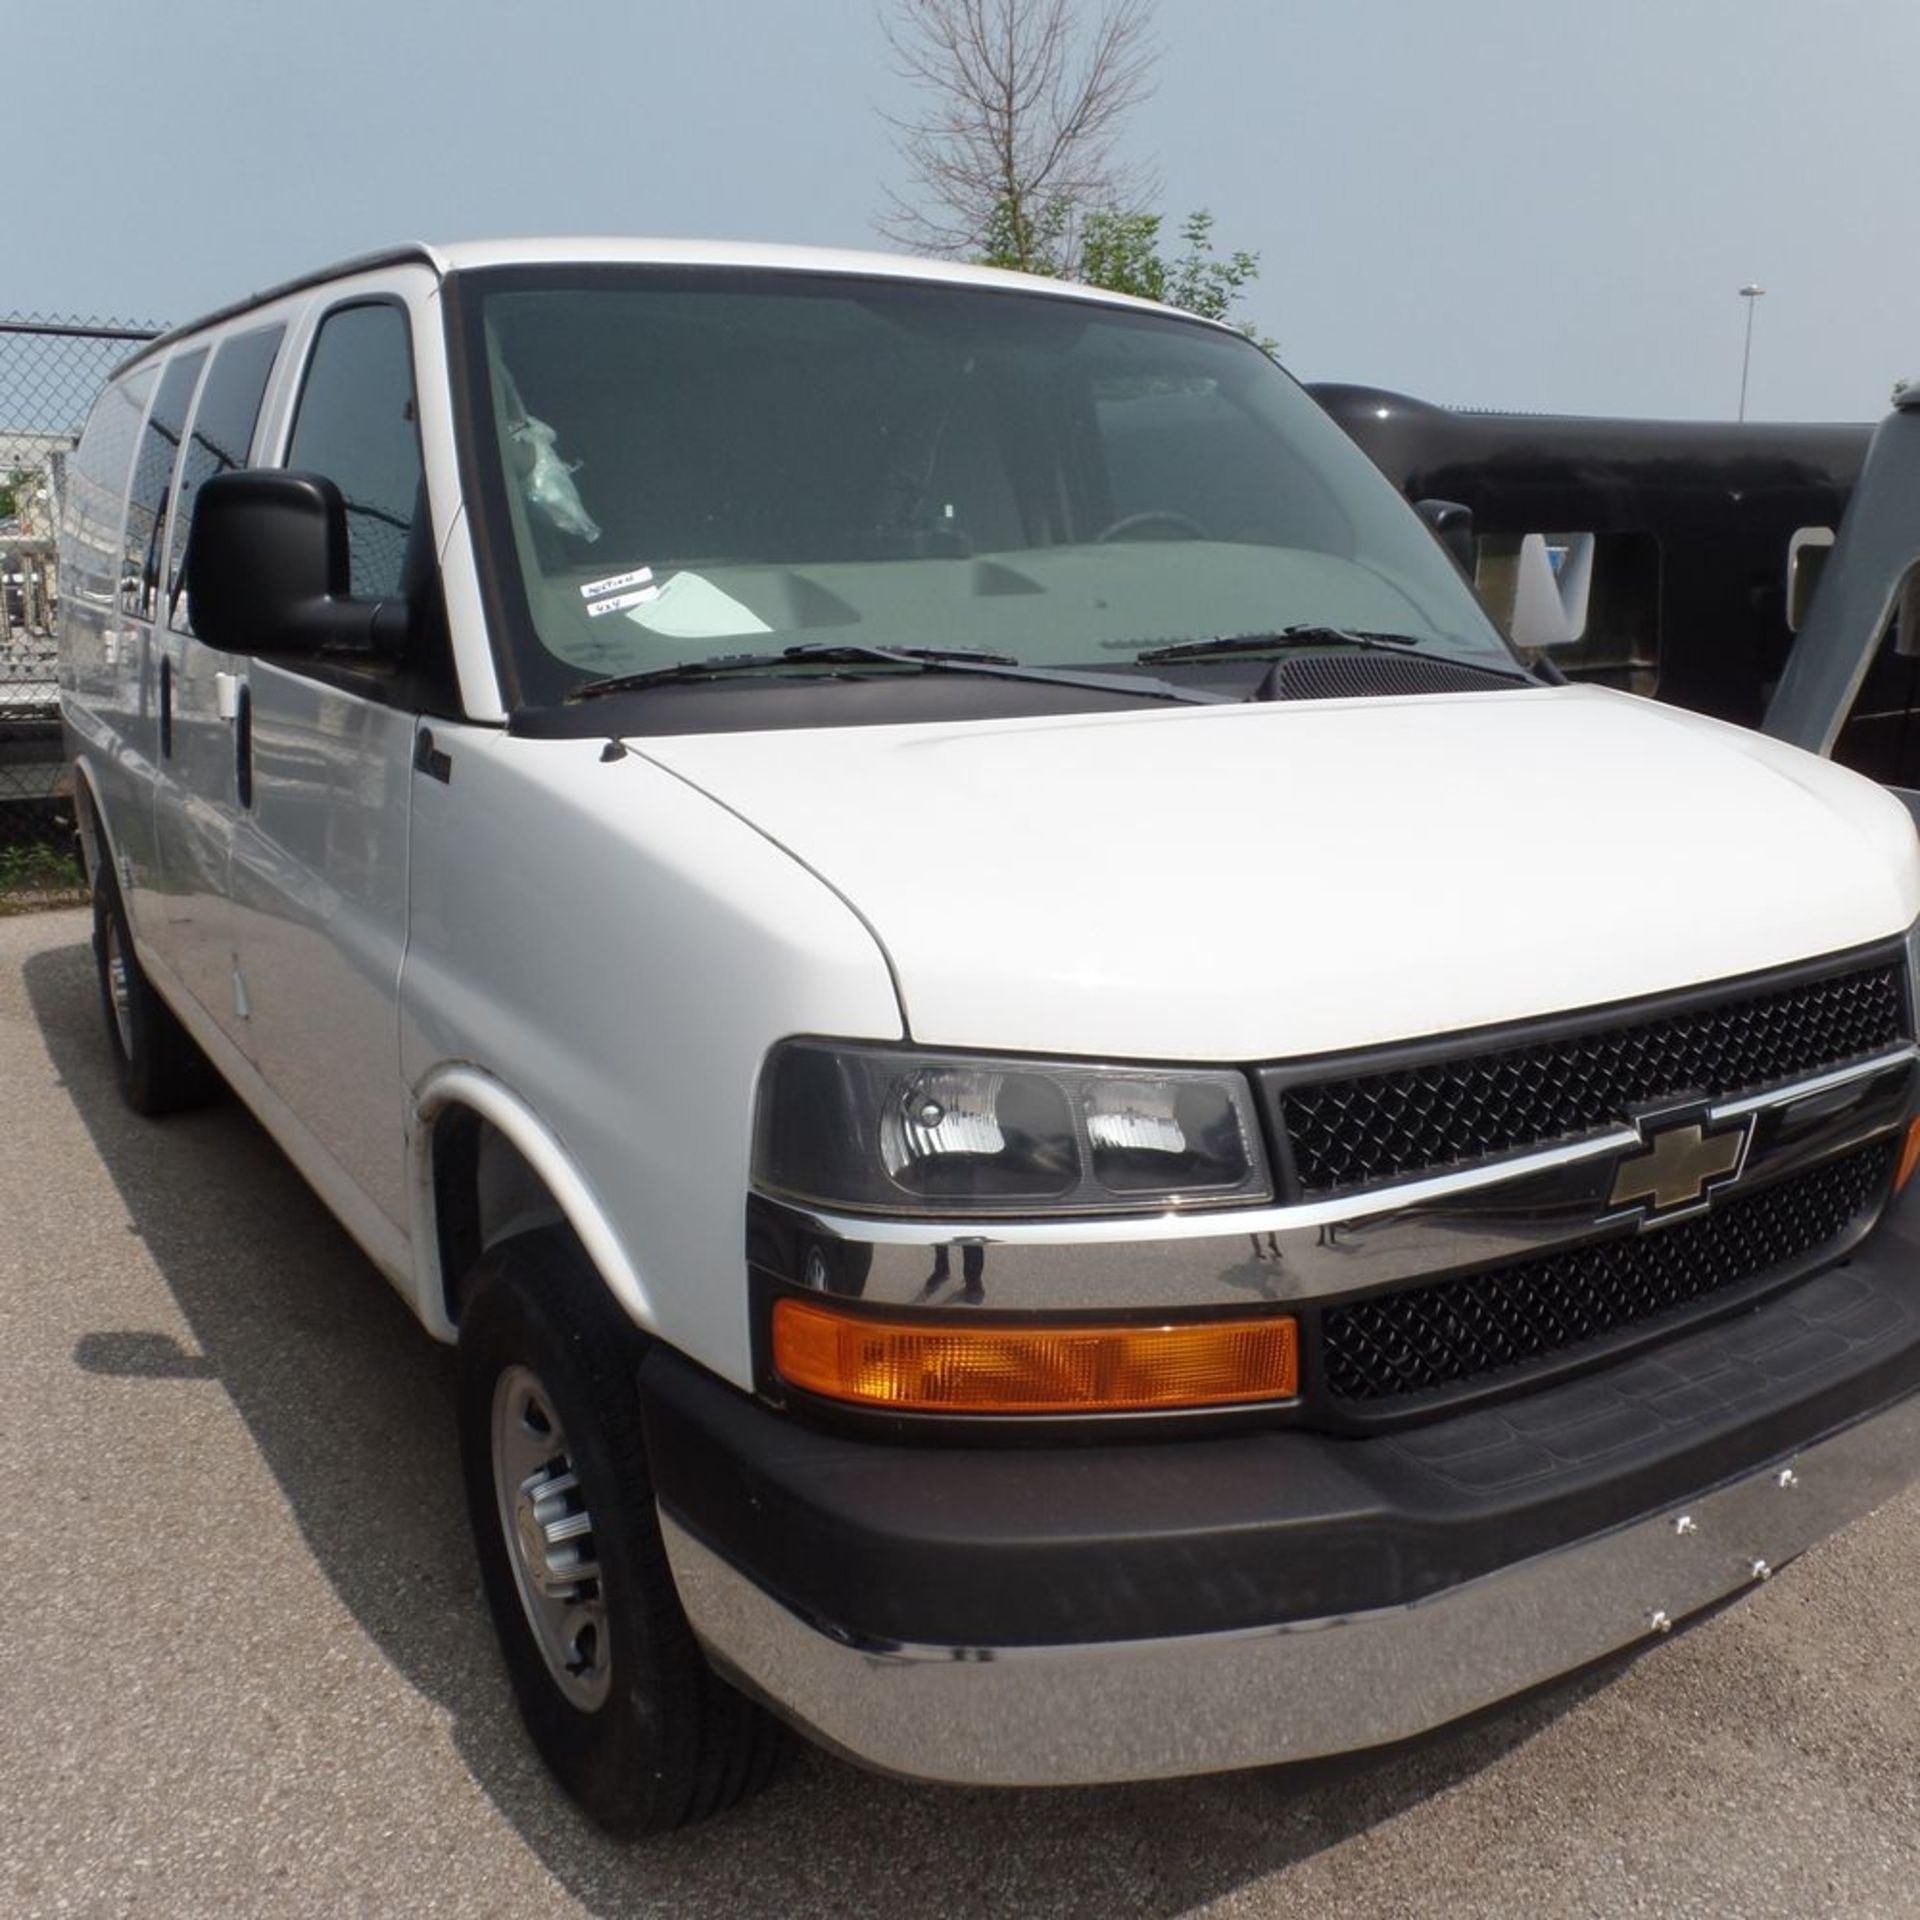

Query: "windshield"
(451, 266), (1519, 710)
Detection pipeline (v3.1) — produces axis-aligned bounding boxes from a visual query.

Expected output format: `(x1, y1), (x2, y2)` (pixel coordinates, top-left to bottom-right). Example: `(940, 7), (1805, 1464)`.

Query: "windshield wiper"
(570, 643), (998, 698)
(569, 642), (1232, 705)
(1133, 626), (1536, 682)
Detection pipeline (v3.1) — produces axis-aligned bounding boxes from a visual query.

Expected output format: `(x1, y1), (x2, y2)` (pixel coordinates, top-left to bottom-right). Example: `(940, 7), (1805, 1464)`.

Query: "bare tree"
(878, 0), (1160, 274)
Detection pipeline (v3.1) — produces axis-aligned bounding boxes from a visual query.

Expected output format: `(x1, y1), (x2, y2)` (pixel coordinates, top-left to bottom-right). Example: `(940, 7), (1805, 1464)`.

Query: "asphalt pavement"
(4, 905), (1919, 1919)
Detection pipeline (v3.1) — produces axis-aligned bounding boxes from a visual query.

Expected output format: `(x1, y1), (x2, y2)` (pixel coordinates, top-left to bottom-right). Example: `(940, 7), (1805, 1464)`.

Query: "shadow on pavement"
(25, 930), (1616, 1919)
(75, 1328), (221, 1377)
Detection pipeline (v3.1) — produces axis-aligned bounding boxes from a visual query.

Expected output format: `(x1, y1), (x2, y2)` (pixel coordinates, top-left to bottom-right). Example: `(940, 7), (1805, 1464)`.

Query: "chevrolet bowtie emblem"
(1609, 1119), (1751, 1219)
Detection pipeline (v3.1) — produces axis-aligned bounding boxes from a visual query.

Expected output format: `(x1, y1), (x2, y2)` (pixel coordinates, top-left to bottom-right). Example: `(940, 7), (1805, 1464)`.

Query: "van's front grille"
(1273, 957), (1908, 1195)
(1319, 1139), (1896, 1403)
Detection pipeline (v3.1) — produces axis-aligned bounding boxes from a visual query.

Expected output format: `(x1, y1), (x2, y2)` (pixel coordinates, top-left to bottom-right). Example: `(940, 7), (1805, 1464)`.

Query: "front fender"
(410, 1064), (658, 1345)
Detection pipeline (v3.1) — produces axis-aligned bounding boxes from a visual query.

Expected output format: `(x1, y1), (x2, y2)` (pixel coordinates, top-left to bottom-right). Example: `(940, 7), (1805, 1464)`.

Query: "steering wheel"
(1094, 510), (1206, 544)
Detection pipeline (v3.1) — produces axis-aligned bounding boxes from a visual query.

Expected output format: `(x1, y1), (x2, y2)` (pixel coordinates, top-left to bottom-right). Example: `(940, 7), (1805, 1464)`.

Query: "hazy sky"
(11, 0), (1915, 421)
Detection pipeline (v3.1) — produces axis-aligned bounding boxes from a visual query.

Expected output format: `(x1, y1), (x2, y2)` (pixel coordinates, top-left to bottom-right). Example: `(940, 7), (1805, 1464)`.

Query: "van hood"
(633, 685), (1920, 1061)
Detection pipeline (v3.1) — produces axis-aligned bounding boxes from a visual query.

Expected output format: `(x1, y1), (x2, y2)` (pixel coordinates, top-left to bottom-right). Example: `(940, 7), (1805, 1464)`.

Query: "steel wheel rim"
(491, 1363), (612, 1711)
(102, 915), (134, 1059)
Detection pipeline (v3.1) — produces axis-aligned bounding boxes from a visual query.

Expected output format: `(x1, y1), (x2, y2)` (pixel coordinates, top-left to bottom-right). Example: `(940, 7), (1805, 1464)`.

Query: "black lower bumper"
(640, 1193), (1920, 1652)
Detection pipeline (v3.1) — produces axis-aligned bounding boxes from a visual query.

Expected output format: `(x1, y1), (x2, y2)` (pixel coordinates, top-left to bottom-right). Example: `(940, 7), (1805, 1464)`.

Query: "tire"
(91, 867), (219, 1116)
(457, 1228), (787, 1834)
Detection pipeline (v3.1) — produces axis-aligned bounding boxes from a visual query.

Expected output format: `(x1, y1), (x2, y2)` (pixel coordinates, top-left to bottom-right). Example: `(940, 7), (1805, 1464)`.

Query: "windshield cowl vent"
(1258, 654), (1525, 703)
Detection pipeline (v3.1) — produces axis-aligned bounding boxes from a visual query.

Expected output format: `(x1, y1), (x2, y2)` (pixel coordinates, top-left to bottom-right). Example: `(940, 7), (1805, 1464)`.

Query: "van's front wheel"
(457, 1229), (786, 1834)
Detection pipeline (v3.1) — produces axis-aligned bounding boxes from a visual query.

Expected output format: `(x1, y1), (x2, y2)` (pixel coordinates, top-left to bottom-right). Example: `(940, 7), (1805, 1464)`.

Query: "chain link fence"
(1, 313), (162, 892)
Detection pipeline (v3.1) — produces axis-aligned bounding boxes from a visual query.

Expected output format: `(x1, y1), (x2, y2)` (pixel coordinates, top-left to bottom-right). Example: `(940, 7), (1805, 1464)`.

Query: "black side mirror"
(1414, 497), (1477, 577)
(185, 470), (411, 658)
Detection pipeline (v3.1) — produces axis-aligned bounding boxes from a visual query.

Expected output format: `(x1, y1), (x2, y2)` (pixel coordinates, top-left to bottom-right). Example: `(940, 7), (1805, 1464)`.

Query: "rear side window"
(121, 350), (205, 622)
(165, 324), (284, 634)
(59, 364), (157, 613)
(285, 303), (423, 599)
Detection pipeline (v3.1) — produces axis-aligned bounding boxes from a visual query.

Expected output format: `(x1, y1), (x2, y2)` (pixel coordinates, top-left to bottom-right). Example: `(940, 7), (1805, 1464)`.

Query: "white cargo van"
(58, 240), (1920, 1834)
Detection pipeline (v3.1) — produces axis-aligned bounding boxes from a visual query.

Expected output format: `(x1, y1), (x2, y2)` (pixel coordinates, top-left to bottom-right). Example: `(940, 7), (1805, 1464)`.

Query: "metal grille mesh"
(1279, 960), (1908, 1194)
(1265, 653), (1522, 702)
(1321, 1139), (1895, 1402)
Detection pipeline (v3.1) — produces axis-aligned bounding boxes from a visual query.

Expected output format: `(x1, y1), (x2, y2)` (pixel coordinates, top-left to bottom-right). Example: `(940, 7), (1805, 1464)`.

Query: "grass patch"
(0, 839), (88, 914)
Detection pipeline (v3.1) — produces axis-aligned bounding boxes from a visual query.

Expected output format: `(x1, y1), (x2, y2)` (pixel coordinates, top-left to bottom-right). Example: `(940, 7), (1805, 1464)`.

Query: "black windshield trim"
(513, 670), (1241, 738)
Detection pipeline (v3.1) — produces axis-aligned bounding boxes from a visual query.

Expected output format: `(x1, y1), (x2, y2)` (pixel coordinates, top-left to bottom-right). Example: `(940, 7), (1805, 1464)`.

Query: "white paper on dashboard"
(625, 572), (772, 640)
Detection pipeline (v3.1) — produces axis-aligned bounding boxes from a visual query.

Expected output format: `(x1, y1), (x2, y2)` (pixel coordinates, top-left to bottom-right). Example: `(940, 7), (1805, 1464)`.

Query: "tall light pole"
(1737, 283), (1765, 421)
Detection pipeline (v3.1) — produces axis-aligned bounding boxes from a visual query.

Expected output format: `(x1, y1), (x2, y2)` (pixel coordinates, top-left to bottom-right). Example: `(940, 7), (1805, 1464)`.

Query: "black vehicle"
(1312, 383), (1871, 730)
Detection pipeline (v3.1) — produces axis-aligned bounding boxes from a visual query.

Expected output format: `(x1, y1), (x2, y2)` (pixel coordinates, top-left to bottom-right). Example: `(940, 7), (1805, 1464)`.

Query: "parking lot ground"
(4, 904), (1920, 1918)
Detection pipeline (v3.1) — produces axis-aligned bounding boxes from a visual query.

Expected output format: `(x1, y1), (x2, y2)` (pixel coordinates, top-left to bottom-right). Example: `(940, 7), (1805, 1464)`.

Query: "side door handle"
(213, 671), (253, 808)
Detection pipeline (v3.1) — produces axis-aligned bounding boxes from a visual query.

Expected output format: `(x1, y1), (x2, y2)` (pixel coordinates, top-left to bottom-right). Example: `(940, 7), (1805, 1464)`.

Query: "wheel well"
(70, 774), (103, 892)
(431, 1107), (571, 1327)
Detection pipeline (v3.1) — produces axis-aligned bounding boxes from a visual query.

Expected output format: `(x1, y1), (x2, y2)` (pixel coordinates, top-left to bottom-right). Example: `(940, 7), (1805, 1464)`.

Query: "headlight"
(753, 1040), (1272, 1217)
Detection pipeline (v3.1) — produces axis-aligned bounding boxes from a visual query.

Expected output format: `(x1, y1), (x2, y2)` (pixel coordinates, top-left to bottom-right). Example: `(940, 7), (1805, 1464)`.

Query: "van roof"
(119, 235), (1187, 373)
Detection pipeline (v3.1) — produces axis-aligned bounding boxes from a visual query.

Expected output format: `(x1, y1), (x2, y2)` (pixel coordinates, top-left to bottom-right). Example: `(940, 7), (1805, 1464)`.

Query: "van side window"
(61, 364), (156, 613)
(285, 304), (423, 600)
(165, 324), (284, 634)
(120, 350), (206, 623)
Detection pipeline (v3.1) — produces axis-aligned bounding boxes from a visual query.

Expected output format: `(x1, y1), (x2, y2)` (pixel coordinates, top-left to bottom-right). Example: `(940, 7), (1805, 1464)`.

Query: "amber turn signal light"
(1897, 1118), (1920, 1194)
(771, 1297), (1299, 1414)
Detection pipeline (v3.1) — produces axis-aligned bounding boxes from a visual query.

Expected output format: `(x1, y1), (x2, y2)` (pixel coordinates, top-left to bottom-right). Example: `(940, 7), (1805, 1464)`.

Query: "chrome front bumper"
(661, 1387), (1920, 1787)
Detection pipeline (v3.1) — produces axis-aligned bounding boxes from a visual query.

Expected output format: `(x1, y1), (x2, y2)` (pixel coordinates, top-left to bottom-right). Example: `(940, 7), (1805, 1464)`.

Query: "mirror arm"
(366, 599), (415, 659)
(1413, 497), (1477, 577)
(242, 594), (412, 665)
